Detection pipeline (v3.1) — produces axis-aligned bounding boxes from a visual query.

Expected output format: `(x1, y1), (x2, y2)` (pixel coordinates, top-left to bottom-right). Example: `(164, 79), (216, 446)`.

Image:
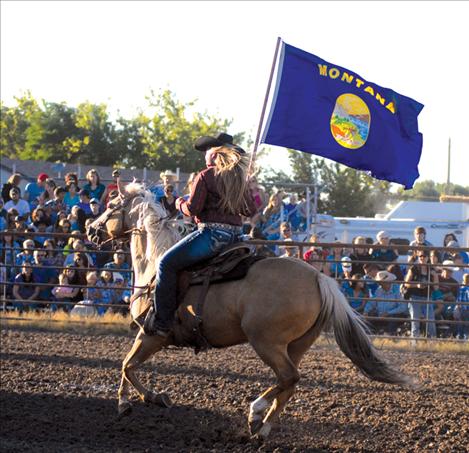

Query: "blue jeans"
(153, 226), (239, 325)
(409, 296), (436, 338)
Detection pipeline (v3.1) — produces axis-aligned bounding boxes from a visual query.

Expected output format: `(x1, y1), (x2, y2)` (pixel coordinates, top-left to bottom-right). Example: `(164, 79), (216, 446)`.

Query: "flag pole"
(247, 37), (282, 177)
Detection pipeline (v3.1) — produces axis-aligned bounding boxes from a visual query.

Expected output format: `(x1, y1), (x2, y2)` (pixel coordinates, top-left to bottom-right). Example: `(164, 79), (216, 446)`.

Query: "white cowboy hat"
(376, 230), (390, 241)
(160, 170), (177, 178)
(375, 271), (397, 282)
(341, 256), (352, 270)
(442, 260), (460, 272)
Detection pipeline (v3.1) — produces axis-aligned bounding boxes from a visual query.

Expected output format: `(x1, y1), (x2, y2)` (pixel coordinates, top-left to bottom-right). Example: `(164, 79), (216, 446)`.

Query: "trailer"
(307, 200), (469, 247)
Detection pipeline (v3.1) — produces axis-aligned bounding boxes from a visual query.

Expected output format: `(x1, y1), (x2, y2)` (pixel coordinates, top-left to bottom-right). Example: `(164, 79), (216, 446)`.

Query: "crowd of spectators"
(290, 228), (469, 339)
(0, 170), (131, 316)
(1, 170), (468, 339)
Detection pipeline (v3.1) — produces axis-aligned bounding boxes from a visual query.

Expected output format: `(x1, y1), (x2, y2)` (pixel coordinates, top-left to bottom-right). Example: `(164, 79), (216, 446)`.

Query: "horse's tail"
(315, 272), (414, 386)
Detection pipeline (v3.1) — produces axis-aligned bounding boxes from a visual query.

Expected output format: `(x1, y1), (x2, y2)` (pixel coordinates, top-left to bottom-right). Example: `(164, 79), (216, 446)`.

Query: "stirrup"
(143, 308), (171, 338)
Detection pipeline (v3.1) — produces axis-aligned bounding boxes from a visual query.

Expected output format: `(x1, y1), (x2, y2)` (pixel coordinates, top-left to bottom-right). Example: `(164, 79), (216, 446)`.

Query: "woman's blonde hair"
(212, 146), (250, 215)
(86, 169), (100, 185)
(263, 193), (282, 219)
(8, 173), (22, 185)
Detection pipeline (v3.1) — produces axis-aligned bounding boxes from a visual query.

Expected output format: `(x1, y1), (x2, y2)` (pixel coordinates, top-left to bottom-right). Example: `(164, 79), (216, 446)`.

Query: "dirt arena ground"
(1, 324), (468, 452)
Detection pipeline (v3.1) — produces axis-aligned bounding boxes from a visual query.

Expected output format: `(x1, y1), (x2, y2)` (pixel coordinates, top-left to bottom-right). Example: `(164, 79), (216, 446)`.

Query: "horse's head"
(86, 182), (166, 248)
(86, 196), (130, 248)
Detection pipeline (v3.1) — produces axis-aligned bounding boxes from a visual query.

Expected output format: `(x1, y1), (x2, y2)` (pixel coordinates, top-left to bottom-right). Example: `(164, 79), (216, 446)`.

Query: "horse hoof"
(118, 401), (132, 418)
(146, 392), (173, 408)
(249, 419), (264, 436)
(154, 392), (172, 408)
(257, 422), (272, 439)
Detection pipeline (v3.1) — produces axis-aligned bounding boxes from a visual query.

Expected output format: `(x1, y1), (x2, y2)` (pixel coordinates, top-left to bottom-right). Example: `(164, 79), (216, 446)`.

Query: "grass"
(0, 310), (131, 336)
(1, 311), (468, 354)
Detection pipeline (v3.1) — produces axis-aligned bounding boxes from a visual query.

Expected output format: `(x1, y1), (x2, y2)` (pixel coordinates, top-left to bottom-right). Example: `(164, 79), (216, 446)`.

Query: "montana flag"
(261, 41), (424, 189)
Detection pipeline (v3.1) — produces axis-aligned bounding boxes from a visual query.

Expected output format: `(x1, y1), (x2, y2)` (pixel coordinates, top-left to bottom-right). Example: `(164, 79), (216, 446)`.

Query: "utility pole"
(446, 137), (451, 194)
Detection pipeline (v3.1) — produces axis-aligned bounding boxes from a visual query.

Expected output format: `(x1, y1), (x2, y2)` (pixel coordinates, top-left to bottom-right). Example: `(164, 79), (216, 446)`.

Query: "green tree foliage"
(287, 150), (392, 217)
(398, 180), (469, 200)
(1, 90), (244, 172)
(134, 90), (243, 173)
(1, 91), (40, 159)
(287, 150), (314, 184)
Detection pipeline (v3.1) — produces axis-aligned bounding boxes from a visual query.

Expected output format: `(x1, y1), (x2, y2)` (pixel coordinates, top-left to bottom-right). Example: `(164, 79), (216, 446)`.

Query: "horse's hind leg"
(248, 341), (300, 439)
(118, 329), (171, 415)
(287, 325), (322, 368)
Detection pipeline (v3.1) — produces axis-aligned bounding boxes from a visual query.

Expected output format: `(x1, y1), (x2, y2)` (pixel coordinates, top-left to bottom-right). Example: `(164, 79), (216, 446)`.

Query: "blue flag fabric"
(261, 41), (424, 189)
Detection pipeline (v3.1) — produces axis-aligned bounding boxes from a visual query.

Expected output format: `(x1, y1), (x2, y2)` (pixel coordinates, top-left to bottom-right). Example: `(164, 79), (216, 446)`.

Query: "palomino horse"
(87, 182), (412, 439)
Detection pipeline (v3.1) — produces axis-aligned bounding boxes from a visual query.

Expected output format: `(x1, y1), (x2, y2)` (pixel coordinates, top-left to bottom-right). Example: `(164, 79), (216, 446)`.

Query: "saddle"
(172, 243), (266, 353)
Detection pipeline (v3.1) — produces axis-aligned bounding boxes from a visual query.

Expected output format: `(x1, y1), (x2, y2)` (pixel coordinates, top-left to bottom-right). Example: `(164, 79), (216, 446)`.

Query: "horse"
(87, 182), (413, 439)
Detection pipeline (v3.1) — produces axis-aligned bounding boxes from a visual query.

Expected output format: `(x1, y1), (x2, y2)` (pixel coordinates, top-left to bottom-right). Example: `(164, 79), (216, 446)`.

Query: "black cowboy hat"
(194, 132), (245, 154)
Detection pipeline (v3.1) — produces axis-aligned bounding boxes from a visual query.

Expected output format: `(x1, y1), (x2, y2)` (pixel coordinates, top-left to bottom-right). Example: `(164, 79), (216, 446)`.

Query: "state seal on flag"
(330, 93), (371, 150)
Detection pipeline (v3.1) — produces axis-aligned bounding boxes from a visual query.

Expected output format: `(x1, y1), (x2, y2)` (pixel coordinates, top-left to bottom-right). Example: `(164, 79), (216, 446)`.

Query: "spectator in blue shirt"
(151, 170), (178, 200)
(24, 173), (48, 209)
(88, 198), (102, 220)
(344, 273), (368, 313)
(370, 231), (398, 264)
(15, 239), (36, 270)
(284, 193), (302, 231)
(364, 271), (408, 334)
(45, 186), (67, 223)
(68, 206), (87, 233)
(327, 243), (344, 278)
(104, 249), (131, 285)
(12, 264), (40, 311)
(0, 198), (6, 230)
(63, 182), (80, 211)
(32, 249), (56, 301)
(77, 189), (92, 217)
(363, 262), (380, 297)
(96, 270), (115, 315)
(339, 256), (353, 292)
(83, 169), (106, 202)
(454, 273), (469, 339)
(0, 230), (20, 282)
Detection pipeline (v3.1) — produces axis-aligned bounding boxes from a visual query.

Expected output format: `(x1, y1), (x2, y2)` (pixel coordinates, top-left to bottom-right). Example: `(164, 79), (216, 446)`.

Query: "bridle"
(87, 194), (168, 249)
(87, 197), (134, 249)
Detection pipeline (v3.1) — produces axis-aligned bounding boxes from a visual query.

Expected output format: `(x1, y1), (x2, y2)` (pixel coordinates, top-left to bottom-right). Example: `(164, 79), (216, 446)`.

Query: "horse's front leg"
(118, 329), (172, 416)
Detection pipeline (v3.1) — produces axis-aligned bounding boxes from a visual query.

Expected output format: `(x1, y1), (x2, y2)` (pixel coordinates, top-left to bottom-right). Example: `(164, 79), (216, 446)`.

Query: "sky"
(1, 1), (468, 187)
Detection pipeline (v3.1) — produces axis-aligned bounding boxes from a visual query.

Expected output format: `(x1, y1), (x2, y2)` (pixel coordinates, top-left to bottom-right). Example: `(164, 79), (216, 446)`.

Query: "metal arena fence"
(1, 230), (468, 341)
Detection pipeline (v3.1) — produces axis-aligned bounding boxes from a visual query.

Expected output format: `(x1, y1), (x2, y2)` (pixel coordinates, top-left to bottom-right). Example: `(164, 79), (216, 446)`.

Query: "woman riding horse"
(144, 133), (257, 337)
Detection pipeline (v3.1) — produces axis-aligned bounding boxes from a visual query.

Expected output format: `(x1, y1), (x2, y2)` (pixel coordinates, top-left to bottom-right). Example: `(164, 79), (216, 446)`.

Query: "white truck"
(308, 199), (469, 247)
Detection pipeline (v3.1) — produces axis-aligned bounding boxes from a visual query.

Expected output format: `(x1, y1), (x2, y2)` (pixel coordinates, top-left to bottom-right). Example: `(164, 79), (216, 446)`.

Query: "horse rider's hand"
(175, 197), (185, 210)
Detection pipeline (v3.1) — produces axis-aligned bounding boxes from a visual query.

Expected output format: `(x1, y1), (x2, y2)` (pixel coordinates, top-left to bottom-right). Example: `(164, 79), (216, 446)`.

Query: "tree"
(1, 92), (41, 159)
(287, 151), (392, 217)
(288, 150), (314, 184)
(0, 90), (245, 171)
(397, 180), (469, 200)
(62, 101), (117, 165)
(136, 89), (245, 173)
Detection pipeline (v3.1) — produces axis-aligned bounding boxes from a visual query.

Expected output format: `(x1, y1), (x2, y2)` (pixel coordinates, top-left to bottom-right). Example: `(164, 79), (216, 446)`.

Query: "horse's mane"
(125, 181), (180, 260)
(125, 181), (167, 219)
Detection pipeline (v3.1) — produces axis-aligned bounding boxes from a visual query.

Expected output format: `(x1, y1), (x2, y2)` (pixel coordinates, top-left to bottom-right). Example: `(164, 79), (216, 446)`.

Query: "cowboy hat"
(375, 271), (397, 282)
(160, 170), (177, 179)
(194, 132), (246, 154)
(341, 256), (352, 270)
(442, 260), (460, 272)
